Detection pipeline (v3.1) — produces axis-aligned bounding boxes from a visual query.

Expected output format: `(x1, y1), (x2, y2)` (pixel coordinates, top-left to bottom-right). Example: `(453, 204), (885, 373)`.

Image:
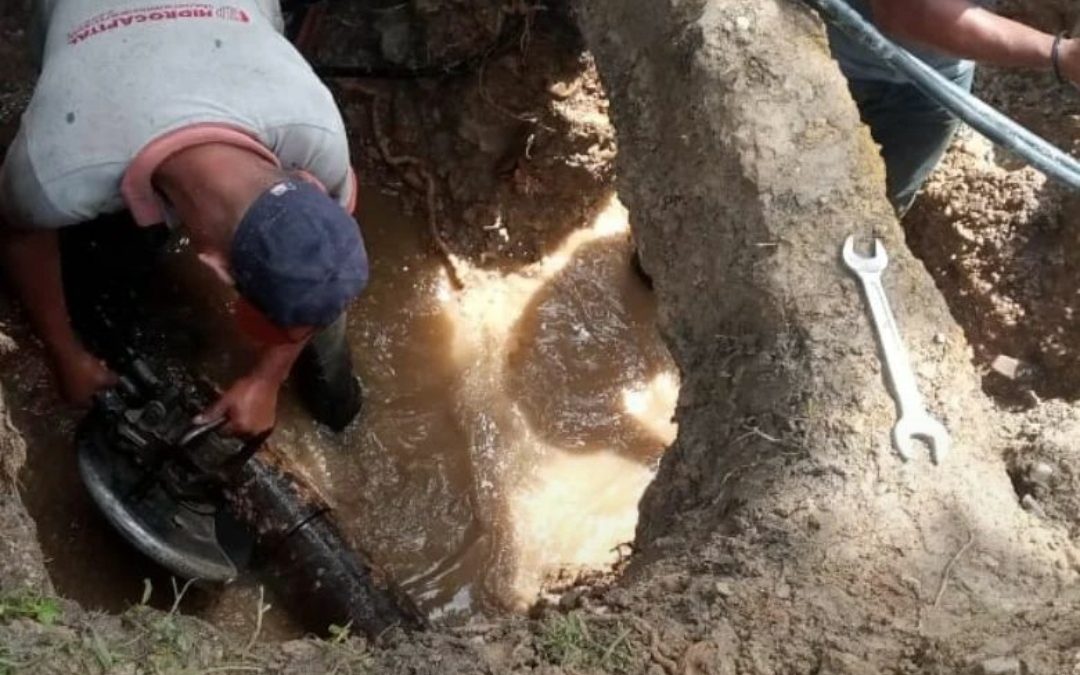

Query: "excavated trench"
(0, 0), (676, 641)
(1, 187), (677, 638)
(2, 0), (1080, 672)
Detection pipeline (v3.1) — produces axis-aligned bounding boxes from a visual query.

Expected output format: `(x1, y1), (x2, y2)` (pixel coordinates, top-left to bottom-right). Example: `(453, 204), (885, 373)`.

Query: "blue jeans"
(846, 67), (975, 214)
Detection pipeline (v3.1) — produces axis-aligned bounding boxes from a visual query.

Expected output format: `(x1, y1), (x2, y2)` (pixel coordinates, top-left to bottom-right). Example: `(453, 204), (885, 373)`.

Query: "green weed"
(0, 592), (61, 626)
(0, 584), (374, 674)
(538, 612), (633, 673)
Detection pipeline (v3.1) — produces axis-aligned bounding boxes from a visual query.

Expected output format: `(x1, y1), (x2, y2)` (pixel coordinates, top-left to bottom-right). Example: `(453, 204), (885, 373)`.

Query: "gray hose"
(802, 0), (1080, 190)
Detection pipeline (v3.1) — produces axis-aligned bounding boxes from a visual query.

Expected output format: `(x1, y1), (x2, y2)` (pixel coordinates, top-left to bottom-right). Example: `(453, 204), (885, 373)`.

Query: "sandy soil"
(905, 1), (1080, 405)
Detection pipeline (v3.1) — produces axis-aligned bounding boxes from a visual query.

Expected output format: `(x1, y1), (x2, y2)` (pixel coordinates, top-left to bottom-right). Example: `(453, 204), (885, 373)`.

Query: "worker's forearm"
(870, 0), (1056, 69)
(248, 338), (308, 386)
(0, 227), (82, 358)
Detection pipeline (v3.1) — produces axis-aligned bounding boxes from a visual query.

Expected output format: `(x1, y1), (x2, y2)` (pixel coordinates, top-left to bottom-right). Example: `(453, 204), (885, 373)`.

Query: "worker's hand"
(52, 346), (117, 407)
(196, 374), (279, 438)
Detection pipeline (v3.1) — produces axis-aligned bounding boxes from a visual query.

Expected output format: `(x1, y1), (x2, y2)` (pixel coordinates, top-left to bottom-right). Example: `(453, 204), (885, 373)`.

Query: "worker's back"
(5, 0), (351, 228)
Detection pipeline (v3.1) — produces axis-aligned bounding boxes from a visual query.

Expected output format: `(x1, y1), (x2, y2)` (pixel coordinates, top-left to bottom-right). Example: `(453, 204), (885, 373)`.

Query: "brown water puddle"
(1, 189), (677, 636)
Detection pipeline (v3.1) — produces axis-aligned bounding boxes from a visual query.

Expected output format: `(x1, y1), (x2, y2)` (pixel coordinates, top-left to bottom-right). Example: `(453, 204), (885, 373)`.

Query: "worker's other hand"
(196, 375), (279, 438)
(53, 346), (118, 407)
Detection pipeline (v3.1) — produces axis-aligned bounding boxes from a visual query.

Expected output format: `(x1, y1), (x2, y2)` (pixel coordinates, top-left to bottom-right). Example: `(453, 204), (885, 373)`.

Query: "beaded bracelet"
(1052, 33), (1069, 86)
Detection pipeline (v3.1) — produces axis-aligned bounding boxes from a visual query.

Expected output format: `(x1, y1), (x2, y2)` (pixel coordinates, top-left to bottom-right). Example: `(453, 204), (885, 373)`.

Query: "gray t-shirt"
(2, 0), (355, 229)
(828, 0), (975, 83)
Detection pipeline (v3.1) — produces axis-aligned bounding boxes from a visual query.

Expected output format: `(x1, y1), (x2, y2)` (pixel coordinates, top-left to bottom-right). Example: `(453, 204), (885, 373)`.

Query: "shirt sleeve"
(268, 122), (357, 214)
(0, 127), (74, 229)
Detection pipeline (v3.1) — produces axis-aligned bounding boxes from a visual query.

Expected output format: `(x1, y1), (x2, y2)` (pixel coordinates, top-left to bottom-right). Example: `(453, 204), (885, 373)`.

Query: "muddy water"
(1, 189), (677, 634)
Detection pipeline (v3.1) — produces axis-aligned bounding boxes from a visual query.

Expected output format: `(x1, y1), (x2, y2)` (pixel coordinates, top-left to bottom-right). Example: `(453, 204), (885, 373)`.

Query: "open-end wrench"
(842, 236), (951, 463)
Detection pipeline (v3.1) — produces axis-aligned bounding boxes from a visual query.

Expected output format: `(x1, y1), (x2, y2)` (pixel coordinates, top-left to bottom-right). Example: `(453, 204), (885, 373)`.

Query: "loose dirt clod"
(978, 656), (1023, 675)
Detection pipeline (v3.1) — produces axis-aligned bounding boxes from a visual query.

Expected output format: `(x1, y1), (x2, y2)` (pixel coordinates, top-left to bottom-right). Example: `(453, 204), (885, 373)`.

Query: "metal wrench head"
(893, 414), (951, 464)
(842, 235), (889, 274)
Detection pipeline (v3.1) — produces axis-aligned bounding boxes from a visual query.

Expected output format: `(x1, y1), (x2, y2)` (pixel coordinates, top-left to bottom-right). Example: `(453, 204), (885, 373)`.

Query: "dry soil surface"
(905, 0), (1080, 405)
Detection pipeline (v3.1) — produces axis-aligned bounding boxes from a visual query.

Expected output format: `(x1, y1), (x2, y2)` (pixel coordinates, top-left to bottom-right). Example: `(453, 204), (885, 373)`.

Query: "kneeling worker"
(0, 0), (367, 437)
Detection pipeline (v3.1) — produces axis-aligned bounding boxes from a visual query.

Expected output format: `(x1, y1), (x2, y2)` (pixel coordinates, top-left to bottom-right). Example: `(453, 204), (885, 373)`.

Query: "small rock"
(1021, 494), (1047, 519)
(900, 574), (922, 598)
(558, 589), (584, 611)
(990, 355), (1021, 380)
(547, 78), (580, 99)
(1029, 462), (1054, 487)
(735, 16), (751, 31)
(978, 656), (1021, 675)
(0, 331), (16, 355)
(775, 582), (792, 600)
(933, 333), (947, 345)
(278, 640), (319, 661)
(714, 579), (734, 598)
(605, 588), (632, 609)
(659, 573), (687, 593)
(652, 536), (679, 550)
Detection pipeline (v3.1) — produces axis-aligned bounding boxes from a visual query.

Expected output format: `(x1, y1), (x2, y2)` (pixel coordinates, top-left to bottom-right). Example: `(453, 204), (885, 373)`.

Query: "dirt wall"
(576, 0), (1080, 671)
(0, 382), (48, 596)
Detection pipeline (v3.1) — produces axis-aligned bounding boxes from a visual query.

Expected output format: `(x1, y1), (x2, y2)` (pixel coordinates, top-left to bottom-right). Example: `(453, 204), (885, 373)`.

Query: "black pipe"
(802, 0), (1080, 191)
(227, 447), (427, 636)
(78, 365), (426, 638)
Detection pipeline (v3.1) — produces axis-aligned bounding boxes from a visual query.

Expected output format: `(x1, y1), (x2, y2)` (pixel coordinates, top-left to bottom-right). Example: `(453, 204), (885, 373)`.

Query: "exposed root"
(168, 578), (196, 615)
(337, 81), (466, 289)
(932, 530), (976, 609)
(477, 60), (555, 132)
(244, 585), (269, 652)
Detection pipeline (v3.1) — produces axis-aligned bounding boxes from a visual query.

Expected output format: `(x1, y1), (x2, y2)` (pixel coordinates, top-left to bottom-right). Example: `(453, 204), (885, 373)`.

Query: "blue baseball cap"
(230, 179), (368, 328)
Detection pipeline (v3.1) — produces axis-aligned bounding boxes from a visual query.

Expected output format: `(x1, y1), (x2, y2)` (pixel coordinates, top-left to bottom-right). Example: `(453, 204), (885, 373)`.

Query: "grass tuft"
(538, 611), (634, 673)
(0, 586), (374, 674)
(0, 592), (61, 626)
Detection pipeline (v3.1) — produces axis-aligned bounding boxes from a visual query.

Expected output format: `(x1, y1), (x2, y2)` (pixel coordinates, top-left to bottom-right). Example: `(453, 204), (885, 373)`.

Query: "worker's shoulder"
(261, 117), (351, 162)
(263, 118), (348, 141)
(260, 121), (353, 198)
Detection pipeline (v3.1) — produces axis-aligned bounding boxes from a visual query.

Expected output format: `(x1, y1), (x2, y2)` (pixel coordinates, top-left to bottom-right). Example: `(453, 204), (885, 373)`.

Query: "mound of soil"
(904, 2), (1080, 404)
